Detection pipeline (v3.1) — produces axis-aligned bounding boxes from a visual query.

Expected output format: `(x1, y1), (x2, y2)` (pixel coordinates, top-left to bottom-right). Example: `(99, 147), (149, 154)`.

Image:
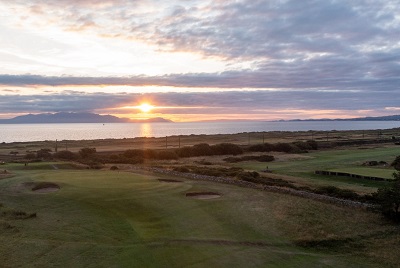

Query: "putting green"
(0, 168), (383, 267)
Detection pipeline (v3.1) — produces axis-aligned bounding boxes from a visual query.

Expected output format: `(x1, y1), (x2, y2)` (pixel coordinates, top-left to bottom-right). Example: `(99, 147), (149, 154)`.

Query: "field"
(0, 162), (399, 267)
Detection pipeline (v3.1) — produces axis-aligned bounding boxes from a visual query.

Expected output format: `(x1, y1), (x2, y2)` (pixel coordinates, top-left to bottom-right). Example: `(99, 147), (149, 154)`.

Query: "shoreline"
(0, 127), (399, 156)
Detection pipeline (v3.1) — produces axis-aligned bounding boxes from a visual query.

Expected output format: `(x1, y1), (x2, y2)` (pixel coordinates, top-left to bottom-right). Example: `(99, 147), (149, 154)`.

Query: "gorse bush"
(53, 150), (77, 160)
(223, 155), (274, 163)
(374, 172), (400, 222)
(176, 143), (243, 157)
(248, 140), (318, 153)
(79, 147), (96, 158)
(391, 155), (400, 170)
(36, 148), (52, 159)
(314, 186), (360, 200)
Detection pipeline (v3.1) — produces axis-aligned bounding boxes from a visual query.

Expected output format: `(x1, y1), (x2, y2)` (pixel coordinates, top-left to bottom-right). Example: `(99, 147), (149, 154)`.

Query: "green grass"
(234, 146), (399, 193)
(0, 167), (392, 267)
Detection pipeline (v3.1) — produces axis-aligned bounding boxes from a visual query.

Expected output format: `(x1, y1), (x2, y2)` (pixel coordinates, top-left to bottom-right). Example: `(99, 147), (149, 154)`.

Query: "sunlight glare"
(138, 103), (154, 113)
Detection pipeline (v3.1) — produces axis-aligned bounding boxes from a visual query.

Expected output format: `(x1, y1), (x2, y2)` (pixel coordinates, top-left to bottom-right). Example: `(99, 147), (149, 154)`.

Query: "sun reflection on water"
(139, 123), (153, 137)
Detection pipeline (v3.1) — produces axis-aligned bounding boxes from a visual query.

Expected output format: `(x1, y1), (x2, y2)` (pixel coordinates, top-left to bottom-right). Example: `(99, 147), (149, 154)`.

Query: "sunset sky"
(0, 0), (399, 122)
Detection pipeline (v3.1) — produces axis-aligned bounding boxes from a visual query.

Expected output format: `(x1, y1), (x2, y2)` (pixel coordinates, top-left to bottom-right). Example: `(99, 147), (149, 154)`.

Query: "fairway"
(233, 146), (399, 193)
(0, 164), (389, 267)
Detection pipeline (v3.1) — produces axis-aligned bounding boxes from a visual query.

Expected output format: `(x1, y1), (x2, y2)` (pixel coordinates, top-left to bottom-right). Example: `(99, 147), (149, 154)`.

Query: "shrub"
(173, 166), (190, 173)
(176, 146), (193, 158)
(306, 140), (318, 150)
(36, 148), (52, 159)
(192, 143), (213, 156)
(24, 153), (36, 160)
(210, 143), (243, 155)
(156, 150), (179, 160)
(53, 150), (77, 160)
(248, 143), (275, 152)
(236, 171), (260, 181)
(123, 149), (144, 158)
(223, 155), (274, 163)
(314, 186), (359, 200)
(79, 147), (96, 158)
(143, 149), (157, 159)
(176, 143), (243, 157)
(374, 172), (400, 222)
(391, 155), (400, 170)
(110, 166), (119, 170)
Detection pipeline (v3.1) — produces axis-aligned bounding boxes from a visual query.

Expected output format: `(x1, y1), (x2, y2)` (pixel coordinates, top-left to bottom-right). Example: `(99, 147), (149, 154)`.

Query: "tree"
(375, 172), (400, 222)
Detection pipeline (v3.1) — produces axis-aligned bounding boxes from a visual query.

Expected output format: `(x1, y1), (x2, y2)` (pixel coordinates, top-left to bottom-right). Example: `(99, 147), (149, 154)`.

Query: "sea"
(0, 121), (399, 143)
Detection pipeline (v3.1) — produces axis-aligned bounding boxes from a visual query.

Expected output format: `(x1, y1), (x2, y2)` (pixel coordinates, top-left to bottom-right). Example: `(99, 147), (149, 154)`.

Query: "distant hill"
(0, 112), (173, 124)
(281, 115), (400, 122)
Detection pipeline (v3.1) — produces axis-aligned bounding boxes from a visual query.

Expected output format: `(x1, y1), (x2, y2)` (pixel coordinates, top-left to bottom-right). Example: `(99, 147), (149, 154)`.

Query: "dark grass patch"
(31, 182), (60, 192)
(158, 178), (183, 183)
(185, 192), (221, 199)
(0, 209), (36, 220)
(0, 220), (16, 231)
(295, 237), (363, 251)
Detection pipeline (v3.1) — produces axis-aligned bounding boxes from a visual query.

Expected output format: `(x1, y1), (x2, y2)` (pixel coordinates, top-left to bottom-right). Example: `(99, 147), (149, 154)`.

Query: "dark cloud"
(0, 90), (398, 117)
(1, 69), (399, 93)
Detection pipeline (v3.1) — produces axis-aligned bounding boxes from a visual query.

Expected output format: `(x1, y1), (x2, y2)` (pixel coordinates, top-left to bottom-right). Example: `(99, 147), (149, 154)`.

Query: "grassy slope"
(234, 146), (399, 193)
(0, 163), (397, 267)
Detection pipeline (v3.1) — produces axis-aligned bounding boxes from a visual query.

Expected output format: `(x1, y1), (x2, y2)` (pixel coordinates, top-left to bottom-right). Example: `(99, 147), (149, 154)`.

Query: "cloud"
(1, 90), (399, 119)
(1, 0), (400, 119)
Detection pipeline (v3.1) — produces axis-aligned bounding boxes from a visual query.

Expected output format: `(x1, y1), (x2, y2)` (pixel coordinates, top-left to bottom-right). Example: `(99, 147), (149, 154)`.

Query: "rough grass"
(274, 197), (400, 267)
(0, 167), (397, 267)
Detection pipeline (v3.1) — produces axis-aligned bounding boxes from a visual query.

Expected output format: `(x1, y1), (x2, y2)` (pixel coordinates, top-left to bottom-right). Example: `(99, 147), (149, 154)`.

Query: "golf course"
(1, 130), (400, 267)
(0, 159), (399, 267)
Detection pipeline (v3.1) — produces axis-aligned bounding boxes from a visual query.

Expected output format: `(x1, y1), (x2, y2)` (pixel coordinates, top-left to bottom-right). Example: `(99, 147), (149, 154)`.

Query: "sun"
(137, 103), (154, 113)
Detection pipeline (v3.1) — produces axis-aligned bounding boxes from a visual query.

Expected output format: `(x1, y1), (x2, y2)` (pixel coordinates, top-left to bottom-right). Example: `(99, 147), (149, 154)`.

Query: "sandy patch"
(23, 182), (61, 193)
(186, 192), (221, 199)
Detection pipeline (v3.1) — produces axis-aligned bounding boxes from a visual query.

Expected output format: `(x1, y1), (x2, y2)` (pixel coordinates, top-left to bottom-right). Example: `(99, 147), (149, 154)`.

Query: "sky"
(0, 0), (399, 122)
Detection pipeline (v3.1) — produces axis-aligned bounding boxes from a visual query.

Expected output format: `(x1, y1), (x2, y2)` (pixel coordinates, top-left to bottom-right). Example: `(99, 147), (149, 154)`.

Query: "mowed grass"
(233, 146), (399, 193)
(1, 166), (395, 267)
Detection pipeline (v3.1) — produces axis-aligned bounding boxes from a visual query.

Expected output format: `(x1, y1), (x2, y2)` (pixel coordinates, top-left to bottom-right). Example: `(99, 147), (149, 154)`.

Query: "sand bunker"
(158, 178), (183, 183)
(186, 192), (221, 200)
(30, 182), (60, 193)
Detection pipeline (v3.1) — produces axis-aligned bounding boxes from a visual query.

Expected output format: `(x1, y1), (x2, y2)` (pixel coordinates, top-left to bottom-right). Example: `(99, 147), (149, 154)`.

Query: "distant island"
(278, 114), (400, 122)
(0, 112), (173, 124)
